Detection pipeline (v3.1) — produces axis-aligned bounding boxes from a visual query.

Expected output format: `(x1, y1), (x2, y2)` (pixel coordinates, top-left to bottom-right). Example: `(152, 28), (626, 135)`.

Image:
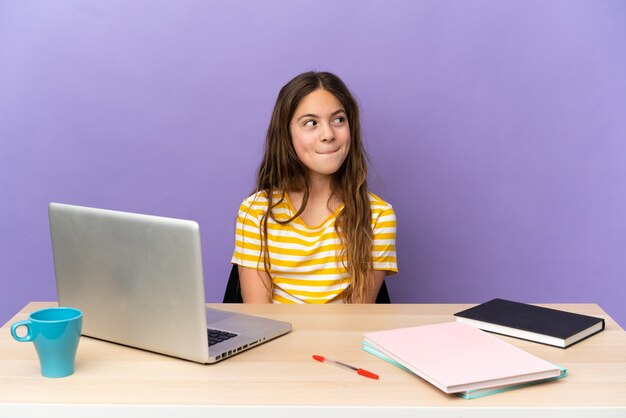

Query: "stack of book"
(363, 300), (606, 399)
(363, 321), (566, 399)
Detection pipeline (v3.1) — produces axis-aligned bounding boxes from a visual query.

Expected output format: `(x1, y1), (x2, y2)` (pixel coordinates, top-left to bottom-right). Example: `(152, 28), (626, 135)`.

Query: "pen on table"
(312, 354), (379, 380)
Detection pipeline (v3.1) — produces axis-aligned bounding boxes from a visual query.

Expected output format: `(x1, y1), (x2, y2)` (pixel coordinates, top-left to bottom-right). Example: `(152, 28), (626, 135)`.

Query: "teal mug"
(11, 307), (83, 378)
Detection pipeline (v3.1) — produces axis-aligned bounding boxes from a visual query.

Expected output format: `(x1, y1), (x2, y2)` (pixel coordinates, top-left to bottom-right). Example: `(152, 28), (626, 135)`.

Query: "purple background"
(1, 1), (625, 327)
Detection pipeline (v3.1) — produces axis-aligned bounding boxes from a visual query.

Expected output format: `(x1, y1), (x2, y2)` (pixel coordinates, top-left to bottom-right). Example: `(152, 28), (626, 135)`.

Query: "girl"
(231, 71), (397, 303)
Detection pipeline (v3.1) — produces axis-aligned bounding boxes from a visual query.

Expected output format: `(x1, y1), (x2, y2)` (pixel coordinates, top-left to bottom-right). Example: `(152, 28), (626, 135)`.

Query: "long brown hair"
(255, 71), (373, 302)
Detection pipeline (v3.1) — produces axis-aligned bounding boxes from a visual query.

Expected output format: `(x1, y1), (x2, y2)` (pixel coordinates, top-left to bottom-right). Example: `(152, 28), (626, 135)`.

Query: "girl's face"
(290, 88), (351, 181)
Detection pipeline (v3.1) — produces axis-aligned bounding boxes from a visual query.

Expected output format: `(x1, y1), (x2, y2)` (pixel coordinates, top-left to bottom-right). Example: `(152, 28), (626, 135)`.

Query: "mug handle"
(11, 320), (33, 342)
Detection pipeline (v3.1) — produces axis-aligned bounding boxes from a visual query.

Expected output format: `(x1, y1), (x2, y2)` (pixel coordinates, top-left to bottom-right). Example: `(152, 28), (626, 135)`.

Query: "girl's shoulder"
(367, 192), (394, 212)
(241, 190), (287, 204)
(367, 193), (397, 226)
(242, 190), (269, 204)
(238, 191), (268, 217)
(239, 190), (288, 214)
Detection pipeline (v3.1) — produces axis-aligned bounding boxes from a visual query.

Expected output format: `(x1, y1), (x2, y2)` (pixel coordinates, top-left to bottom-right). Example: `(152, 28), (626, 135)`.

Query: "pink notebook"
(363, 322), (561, 393)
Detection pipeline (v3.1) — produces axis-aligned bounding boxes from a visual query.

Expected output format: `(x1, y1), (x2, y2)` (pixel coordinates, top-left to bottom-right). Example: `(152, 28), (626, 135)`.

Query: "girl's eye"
(333, 117), (346, 124)
(304, 120), (317, 127)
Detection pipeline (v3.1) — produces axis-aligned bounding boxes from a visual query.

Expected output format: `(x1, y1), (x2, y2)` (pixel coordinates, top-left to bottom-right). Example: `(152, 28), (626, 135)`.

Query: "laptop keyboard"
(207, 329), (238, 346)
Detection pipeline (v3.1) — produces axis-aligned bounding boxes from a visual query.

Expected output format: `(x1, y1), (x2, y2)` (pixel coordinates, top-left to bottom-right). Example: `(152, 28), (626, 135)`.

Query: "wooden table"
(1, 302), (625, 417)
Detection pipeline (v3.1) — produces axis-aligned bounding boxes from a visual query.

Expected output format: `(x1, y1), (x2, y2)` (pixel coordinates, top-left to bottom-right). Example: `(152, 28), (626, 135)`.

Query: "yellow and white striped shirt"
(231, 191), (398, 304)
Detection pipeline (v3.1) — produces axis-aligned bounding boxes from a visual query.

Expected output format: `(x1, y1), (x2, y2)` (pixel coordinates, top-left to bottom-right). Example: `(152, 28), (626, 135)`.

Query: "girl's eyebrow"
(296, 109), (346, 121)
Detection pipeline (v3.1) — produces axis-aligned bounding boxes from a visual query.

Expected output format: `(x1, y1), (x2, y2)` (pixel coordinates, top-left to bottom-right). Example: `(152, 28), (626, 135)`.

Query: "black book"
(453, 298), (605, 349)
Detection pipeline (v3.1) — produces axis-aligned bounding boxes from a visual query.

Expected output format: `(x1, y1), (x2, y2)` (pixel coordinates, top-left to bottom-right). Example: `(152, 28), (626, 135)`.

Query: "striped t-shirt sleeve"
(231, 195), (265, 271)
(371, 199), (398, 274)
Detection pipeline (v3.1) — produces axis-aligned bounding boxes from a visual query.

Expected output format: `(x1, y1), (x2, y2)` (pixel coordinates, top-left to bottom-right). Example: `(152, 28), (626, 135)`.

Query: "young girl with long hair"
(231, 71), (397, 303)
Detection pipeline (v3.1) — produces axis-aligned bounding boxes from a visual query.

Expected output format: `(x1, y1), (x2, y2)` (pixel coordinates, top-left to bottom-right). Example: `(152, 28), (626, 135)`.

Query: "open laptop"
(48, 202), (291, 363)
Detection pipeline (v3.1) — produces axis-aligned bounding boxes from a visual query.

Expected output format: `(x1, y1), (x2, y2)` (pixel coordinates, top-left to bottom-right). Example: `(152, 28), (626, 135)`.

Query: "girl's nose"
(320, 123), (335, 142)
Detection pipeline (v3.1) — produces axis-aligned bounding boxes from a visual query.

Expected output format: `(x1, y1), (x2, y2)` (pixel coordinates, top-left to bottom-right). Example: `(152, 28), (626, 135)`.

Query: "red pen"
(312, 354), (379, 380)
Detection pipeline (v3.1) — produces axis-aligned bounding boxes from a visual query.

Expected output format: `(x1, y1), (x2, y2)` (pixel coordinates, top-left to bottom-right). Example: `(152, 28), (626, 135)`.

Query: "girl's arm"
(239, 266), (273, 303)
(359, 270), (387, 304)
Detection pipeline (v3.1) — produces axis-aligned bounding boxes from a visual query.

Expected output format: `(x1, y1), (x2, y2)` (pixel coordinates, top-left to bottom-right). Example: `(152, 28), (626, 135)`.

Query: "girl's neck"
(288, 175), (342, 226)
(307, 173), (333, 200)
